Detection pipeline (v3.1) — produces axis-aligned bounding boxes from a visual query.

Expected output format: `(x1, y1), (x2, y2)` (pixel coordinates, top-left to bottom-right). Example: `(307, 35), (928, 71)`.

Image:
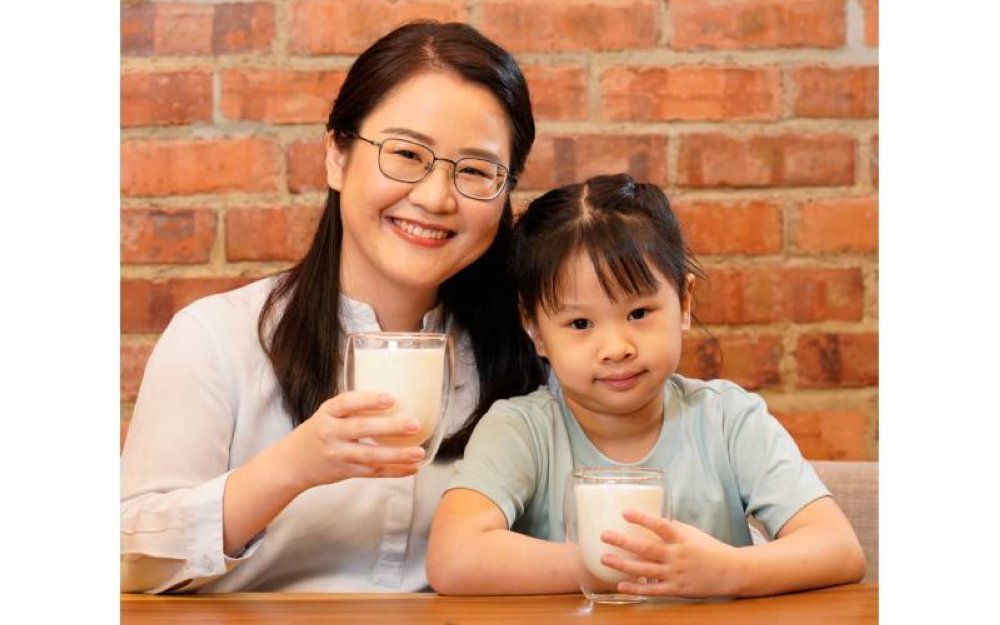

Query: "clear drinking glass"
(343, 332), (454, 463)
(564, 467), (669, 604)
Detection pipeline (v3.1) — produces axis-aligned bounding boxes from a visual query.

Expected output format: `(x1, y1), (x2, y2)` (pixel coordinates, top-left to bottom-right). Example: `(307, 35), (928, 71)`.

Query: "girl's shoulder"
(667, 374), (767, 423)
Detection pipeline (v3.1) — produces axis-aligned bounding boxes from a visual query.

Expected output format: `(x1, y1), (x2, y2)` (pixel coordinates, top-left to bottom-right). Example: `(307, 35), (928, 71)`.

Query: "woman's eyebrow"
(379, 126), (504, 163)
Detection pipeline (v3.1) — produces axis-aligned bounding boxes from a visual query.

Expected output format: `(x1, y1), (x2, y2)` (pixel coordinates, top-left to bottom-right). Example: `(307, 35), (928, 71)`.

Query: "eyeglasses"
(344, 132), (513, 201)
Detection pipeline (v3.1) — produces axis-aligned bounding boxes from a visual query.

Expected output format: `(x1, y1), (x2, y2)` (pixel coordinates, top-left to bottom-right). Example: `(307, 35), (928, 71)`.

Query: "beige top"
(121, 276), (478, 593)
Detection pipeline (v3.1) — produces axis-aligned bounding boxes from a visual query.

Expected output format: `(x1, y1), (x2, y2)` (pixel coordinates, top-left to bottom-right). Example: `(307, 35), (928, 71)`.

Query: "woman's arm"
(601, 495), (866, 598)
(426, 488), (584, 595)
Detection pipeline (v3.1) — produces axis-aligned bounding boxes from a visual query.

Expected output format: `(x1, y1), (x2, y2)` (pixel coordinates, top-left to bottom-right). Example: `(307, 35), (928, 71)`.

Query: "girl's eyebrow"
(379, 126), (504, 163)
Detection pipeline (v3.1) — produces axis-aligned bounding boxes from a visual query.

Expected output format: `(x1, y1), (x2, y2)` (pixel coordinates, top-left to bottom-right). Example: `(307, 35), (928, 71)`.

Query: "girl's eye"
(569, 319), (591, 330)
(392, 149), (421, 161)
(628, 308), (649, 321)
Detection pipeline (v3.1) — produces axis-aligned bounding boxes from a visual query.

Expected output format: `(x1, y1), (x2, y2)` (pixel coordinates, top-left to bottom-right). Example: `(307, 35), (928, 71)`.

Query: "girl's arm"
(601, 495), (866, 598)
(427, 488), (588, 595)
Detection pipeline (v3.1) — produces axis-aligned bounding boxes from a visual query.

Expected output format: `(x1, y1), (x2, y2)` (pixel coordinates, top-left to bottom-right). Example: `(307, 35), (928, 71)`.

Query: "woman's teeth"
(391, 218), (450, 240)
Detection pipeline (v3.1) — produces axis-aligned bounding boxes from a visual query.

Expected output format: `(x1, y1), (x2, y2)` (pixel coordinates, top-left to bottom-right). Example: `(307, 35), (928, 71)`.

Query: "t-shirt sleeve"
(447, 401), (540, 529)
(723, 386), (830, 538)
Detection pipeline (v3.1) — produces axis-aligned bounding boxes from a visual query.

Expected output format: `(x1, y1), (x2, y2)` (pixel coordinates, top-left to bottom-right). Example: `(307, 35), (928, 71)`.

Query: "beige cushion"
(810, 460), (878, 582)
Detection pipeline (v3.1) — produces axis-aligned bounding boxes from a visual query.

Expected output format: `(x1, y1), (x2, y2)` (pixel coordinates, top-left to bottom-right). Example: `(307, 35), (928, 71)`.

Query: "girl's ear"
(520, 306), (547, 358)
(681, 273), (696, 331)
(325, 132), (347, 191)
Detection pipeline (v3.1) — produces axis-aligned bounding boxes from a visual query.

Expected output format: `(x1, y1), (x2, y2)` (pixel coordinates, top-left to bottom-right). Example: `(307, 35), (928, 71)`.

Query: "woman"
(121, 20), (544, 593)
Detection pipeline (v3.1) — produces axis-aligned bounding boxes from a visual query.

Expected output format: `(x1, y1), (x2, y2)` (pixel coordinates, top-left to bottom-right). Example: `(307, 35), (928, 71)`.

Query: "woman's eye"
(392, 149), (421, 161)
(628, 308), (649, 320)
(569, 319), (591, 330)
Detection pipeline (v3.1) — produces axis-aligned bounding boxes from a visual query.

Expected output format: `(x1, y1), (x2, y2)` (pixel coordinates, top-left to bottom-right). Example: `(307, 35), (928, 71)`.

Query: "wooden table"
(122, 582), (876, 624)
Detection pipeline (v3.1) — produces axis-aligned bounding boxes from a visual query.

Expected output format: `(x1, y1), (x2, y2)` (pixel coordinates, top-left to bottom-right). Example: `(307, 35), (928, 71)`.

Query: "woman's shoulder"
(175, 275), (280, 330)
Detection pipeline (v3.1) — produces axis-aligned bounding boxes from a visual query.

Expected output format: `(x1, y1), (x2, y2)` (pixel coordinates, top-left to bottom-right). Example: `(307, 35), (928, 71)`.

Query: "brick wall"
(121, 0), (879, 460)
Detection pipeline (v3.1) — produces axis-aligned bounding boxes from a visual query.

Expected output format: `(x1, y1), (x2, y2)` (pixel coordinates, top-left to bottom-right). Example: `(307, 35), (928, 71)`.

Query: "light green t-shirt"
(448, 374), (829, 545)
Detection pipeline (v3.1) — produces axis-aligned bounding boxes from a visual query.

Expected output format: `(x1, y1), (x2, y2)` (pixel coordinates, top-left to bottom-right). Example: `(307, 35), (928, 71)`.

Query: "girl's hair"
(511, 173), (704, 321)
(258, 20), (544, 459)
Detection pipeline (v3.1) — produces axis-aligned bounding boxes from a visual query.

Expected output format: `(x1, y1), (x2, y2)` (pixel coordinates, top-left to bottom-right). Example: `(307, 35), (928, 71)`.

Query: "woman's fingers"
(336, 440), (425, 466)
(318, 391), (395, 418)
(338, 414), (421, 442)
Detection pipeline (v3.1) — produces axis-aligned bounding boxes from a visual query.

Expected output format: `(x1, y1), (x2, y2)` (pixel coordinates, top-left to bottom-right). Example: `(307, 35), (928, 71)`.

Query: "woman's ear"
(681, 273), (696, 331)
(325, 132), (347, 191)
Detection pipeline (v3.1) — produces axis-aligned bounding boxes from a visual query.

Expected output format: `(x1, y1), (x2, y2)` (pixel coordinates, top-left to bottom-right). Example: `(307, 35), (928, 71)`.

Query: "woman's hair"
(511, 173), (705, 322)
(258, 20), (543, 460)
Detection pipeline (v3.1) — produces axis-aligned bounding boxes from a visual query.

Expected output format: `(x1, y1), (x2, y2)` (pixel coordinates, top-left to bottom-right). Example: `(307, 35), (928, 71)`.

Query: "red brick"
(213, 2), (275, 54)
(290, 0), (466, 55)
(773, 410), (871, 460)
(871, 135), (878, 187)
(793, 66), (878, 118)
(520, 134), (668, 191)
(864, 0), (878, 47)
(600, 66), (782, 121)
(670, 0), (845, 50)
(154, 4), (214, 55)
(122, 138), (281, 196)
(523, 64), (588, 121)
(121, 342), (155, 402)
(122, 277), (256, 333)
(695, 267), (864, 324)
(122, 2), (155, 56)
(677, 134), (855, 188)
(288, 140), (328, 193)
(795, 197), (878, 253)
(226, 205), (325, 261)
(679, 334), (783, 389)
(122, 71), (213, 127)
(796, 333), (878, 388)
(674, 200), (784, 255)
(481, 0), (658, 52)
(122, 208), (218, 264)
(221, 70), (345, 124)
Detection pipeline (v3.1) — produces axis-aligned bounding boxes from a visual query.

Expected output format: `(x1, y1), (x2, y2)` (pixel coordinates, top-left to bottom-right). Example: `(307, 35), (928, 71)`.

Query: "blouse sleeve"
(120, 307), (263, 593)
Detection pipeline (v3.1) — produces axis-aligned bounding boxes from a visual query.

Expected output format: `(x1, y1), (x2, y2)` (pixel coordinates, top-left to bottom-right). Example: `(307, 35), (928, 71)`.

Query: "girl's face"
(527, 251), (694, 423)
(326, 71), (512, 306)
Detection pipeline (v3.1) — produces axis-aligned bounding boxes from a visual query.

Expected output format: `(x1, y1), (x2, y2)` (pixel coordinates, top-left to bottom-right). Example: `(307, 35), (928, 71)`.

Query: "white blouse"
(120, 277), (478, 593)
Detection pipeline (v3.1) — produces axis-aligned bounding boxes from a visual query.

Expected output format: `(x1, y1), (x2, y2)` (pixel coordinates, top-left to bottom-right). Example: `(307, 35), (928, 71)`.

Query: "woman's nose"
(408, 162), (458, 215)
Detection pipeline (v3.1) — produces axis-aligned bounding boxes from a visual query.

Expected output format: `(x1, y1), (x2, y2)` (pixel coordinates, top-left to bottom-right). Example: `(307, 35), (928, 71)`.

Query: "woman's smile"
(387, 216), (455, 247)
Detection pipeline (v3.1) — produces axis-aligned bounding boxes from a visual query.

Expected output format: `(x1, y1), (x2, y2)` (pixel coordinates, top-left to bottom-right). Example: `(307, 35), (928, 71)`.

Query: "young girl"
(121, 21), (544, 593)
(426, 174), (866, 598)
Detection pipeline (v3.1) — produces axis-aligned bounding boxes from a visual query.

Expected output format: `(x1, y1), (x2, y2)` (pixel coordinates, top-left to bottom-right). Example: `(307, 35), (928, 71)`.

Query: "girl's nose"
(408, 162), (459, 215)
(598, 330), (636, 362)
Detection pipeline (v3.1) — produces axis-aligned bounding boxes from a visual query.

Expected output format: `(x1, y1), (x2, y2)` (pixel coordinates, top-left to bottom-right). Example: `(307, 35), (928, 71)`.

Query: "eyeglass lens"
(377, 138), (507, 200)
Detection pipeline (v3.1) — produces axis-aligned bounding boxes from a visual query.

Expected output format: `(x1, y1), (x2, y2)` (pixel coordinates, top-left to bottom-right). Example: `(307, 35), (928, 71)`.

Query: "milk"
(352, 346), (445, 446)
(574, 483), (664, 584)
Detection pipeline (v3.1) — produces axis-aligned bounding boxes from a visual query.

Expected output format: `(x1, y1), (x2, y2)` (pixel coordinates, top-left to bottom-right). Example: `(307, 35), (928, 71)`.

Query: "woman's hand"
(598, 509), (740, 598)
(275, 390), (427, 490)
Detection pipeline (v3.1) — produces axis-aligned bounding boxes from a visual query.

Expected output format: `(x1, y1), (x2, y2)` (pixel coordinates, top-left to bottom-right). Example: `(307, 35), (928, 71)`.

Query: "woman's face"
(327, 71), (512, 306)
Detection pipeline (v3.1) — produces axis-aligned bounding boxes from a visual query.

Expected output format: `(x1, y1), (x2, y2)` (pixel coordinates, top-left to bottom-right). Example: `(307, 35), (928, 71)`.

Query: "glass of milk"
(343, 332), (454, 463)
(563, 467), (668, 604)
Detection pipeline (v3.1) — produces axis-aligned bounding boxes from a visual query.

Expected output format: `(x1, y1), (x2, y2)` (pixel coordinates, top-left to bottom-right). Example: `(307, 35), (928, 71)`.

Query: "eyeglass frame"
(338, 131), (516, 201)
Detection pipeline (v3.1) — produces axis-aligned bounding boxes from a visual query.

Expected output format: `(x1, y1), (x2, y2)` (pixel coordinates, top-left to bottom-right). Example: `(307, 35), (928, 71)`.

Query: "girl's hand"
(599, 509), (741, 598)
(275, 391), (427, 490)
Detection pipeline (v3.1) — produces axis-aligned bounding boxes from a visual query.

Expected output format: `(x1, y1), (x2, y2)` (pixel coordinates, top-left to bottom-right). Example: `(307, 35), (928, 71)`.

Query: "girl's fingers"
(600, 553), (665, 580)
(318, 391), (395, 418)
(601, 531), (666, 561)
(622, 509), (679, 542)
(617, 580), (675, 597)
